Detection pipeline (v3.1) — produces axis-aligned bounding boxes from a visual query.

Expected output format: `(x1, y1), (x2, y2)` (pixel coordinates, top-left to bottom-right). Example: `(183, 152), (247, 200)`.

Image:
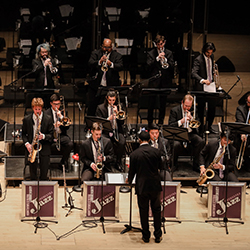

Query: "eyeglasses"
(52, 102), (60, 106)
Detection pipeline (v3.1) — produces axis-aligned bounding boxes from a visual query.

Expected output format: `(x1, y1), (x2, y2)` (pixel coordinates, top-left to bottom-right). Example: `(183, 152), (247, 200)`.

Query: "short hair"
(154, 34), (165, 44)
(50, 93), (60, 102)
(106, 88), (117, 98)
(148, 123), (159, 131)
(182, 94), (194, 103)
(139, 131), (150, 142)
(220, 131), (234, 141)
(202, 42), (216, 53)
(91, 122), (102, 131)
(31, 97), (44, 108)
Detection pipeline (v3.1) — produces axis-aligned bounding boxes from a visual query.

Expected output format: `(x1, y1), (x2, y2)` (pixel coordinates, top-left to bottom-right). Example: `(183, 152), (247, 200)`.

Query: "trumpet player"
(80, 122), (115, 182)
(147, 34), (174, 125)
(87, 38), (123, 116)
(45, 94), (73, 173)
(95, 89), (126, 171)
(22, 98), (54, 180)
(235, 93), (250, 171)
(168, 94), (204, 172)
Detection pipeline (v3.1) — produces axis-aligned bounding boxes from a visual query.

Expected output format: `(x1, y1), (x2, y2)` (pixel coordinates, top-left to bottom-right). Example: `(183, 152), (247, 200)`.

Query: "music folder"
(105, 173), (135, 185)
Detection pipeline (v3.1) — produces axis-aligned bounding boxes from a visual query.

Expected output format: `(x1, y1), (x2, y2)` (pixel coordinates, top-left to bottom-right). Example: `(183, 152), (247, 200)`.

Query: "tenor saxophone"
(28, 116), (42, 163)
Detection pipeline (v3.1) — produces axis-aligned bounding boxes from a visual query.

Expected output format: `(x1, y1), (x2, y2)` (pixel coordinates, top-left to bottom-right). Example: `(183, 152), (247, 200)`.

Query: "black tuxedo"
(95, 103), (126, 169)
(87, 49), (123, 116)
(168, 104), (204, 171)
(128, 143), (162, 240)
(199, 139), (238, 182)
(22, 112), (54, 180)
(80, 136), (115, 181)
(191, 53), (216, 132)
(44, 108), (73, 169)
(146, 47), (174, 124)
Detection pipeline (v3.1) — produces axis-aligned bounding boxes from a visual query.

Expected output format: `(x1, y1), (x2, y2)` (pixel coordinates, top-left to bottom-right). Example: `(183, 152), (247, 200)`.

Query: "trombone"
(116, 91), (126, 120)
(60, 95), (72, 127)
(189, 95), (201, 129)
(236, 110), (250, 170)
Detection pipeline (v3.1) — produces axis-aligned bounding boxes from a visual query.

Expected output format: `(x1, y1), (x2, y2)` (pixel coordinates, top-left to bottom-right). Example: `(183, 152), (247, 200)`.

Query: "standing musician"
(22, 97), (54, 180)
(199, 131), (238, 183)
(191, 42), (218, 135)
(235, 93), (250, 171)
(95, 89), (126, 171)
(168, 94), (204, 172)
(147, 34), (174, 126)
(44, 94), (73, 173)
(126, 131), (163, 243)
(87, 38), (123, 116)
(149, 123), (172, 181)
(80, 122), (115, 182)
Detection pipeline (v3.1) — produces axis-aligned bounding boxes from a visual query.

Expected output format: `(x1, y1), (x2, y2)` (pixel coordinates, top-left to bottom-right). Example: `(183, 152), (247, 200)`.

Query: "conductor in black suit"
(44, 94), (73, 172)
(199, 131), (238, 182)
(22, 97), (54, 180)
(149, 123), (172, 181)
(95, 89), (126, 170)
(80, 122), (115, 182)
(191, 42), (217, 135)
(126, 131), (163, 243)
(147, 34), (174, 125)
(87, 38), (123, 116)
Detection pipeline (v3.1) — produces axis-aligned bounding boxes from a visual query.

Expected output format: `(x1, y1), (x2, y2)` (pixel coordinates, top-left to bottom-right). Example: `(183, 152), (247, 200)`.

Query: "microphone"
(236, 75), (241, 81)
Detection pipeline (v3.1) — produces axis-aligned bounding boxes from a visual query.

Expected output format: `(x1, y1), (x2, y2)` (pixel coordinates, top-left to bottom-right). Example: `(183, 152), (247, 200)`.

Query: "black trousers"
(137, 191), (162, 239)
(60, 134), (73, 165)
(29, 154), (50, 180)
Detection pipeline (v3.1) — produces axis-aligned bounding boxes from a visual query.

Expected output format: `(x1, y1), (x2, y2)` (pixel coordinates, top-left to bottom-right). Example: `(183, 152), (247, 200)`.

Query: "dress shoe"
(209, 128), (218, 134)
(155, 236), (162, 243)
(196, 186), (208, 194)
(142, 237), (150, 243)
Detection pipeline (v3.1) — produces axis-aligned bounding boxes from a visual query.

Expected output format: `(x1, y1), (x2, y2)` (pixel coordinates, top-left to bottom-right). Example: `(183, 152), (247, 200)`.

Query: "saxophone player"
(22, 98), (54, 180)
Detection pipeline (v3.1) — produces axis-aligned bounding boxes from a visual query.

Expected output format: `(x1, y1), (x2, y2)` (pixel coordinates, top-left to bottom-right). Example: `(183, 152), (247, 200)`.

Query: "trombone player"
(95, 89), (126, 171)
(87, 38), (123, 116)
(45, 94), (73, 172)
(235, 93), (250, 171)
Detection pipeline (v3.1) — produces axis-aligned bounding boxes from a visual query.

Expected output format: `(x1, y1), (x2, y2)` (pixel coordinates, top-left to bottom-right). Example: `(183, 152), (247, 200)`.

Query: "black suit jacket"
(147, 47), (174, 87)
(88, 49), (123, 90)
(32, 57), (57, 89)
(191, 53), (214, 91)
(128, 144), (162, 195)
(22, 112), (54, 156)
(80, 137), (114, 173)
(235, 104), (249, 123)
(199, 138), (236, 175)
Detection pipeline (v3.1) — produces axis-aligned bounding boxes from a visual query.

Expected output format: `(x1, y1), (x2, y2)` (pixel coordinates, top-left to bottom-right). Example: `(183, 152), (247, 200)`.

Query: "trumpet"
(189, 95), (201, 129)
(159, 47), (169, 69)
(101, 51), (110, 72)
(60, 95), (72, 127)
(197, 145), (225, 185)
(236, 109), (250, 170)
(116, 91), (126, 120)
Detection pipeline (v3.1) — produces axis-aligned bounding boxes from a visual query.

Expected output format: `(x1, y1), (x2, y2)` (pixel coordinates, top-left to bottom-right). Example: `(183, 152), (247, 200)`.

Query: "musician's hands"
(54, 121), (61, 129)
(213, 162), (223, 169)
(181, 111), (192, 124)
(241, 134), (247, 141)
(44, 58), (52, 67)
(26, 143), (32, 153)
(38, 132), (44, 140)
(158, 51), (165, 59)
(90, 163), (97, 171)
(200, 165), (206, 176)
(203, 79), (211, 85)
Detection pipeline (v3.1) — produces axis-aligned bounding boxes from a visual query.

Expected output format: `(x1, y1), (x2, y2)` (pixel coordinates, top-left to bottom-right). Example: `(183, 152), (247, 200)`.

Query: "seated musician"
(44, 94), (73, 172)
(168, 94), (204, 172)
(235, 93), (250, 171)
(95, 89), (126, 171)
(199, 131), (238, 183)
(80, 122), (115, 182)
(149, 123), (172, 181)
(22, 97), (54, 180)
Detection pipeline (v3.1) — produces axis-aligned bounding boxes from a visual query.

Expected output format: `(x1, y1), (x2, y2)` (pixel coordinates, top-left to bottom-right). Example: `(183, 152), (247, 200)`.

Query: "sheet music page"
(204, 82), (216, 93)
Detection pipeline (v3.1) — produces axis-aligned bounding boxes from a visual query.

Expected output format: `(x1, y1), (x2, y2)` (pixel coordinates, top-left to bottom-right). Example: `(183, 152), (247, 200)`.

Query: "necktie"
(207, 58), (212, 82)
(154, 141), (158, 149)
(44, 66), (47, 86)
(219, 147), (224, 179)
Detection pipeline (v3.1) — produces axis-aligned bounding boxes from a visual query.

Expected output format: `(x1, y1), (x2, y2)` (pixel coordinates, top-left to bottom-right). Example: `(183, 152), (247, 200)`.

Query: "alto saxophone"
(28, 116), (42, 163)
(95, 140), (103, 179)
(197, 145), (225, 185)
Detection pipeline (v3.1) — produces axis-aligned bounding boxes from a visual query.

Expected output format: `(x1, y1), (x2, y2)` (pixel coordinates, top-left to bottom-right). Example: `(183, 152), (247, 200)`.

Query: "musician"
(87, 38), (123, 116)
(44, 94), (73, 173)
(22, 97), (54, 180)
(126, 131), (162, 243)
(235, 93), (250, 171)
(95, 89), (126, 171)
(32, 43), (58, 89)
(147, 34), (174, 125)
(199, 131), (238, 182)
(168, 94), (204, 172)
(191, 42), (217, 135)
(80, 122), (115, 182)
(149, 123), (172, 181)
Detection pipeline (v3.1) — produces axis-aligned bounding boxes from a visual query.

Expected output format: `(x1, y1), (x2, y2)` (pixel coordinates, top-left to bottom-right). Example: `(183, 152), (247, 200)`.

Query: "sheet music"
(19, 39), (32, 48)
(115, 48), (132, 55)
(59, 5), (74, 17)
(115, 38), (133, 47)
(105, 7), (121, 15)
(64, 37), (82, 51)
(204, 82), (216, 93)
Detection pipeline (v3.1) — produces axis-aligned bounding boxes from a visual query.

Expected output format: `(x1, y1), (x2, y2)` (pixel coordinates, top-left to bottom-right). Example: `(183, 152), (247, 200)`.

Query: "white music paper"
(204, 81), (216, 93)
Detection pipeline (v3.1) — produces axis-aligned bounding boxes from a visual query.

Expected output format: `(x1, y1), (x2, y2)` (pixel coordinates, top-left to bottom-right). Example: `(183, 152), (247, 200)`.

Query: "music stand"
(207, 122), (250, 234)
(161, 126), (189, 179)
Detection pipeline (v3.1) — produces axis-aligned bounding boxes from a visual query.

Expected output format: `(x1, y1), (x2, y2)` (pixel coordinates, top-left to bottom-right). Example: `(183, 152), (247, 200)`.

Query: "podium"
(206, 181), (246, 223)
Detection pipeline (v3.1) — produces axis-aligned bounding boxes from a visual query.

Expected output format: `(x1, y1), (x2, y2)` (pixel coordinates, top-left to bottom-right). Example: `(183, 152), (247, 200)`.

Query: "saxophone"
(197, 145), (225, 185)
(28, 116), (42, 163)
(95, 140), (103, 179)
